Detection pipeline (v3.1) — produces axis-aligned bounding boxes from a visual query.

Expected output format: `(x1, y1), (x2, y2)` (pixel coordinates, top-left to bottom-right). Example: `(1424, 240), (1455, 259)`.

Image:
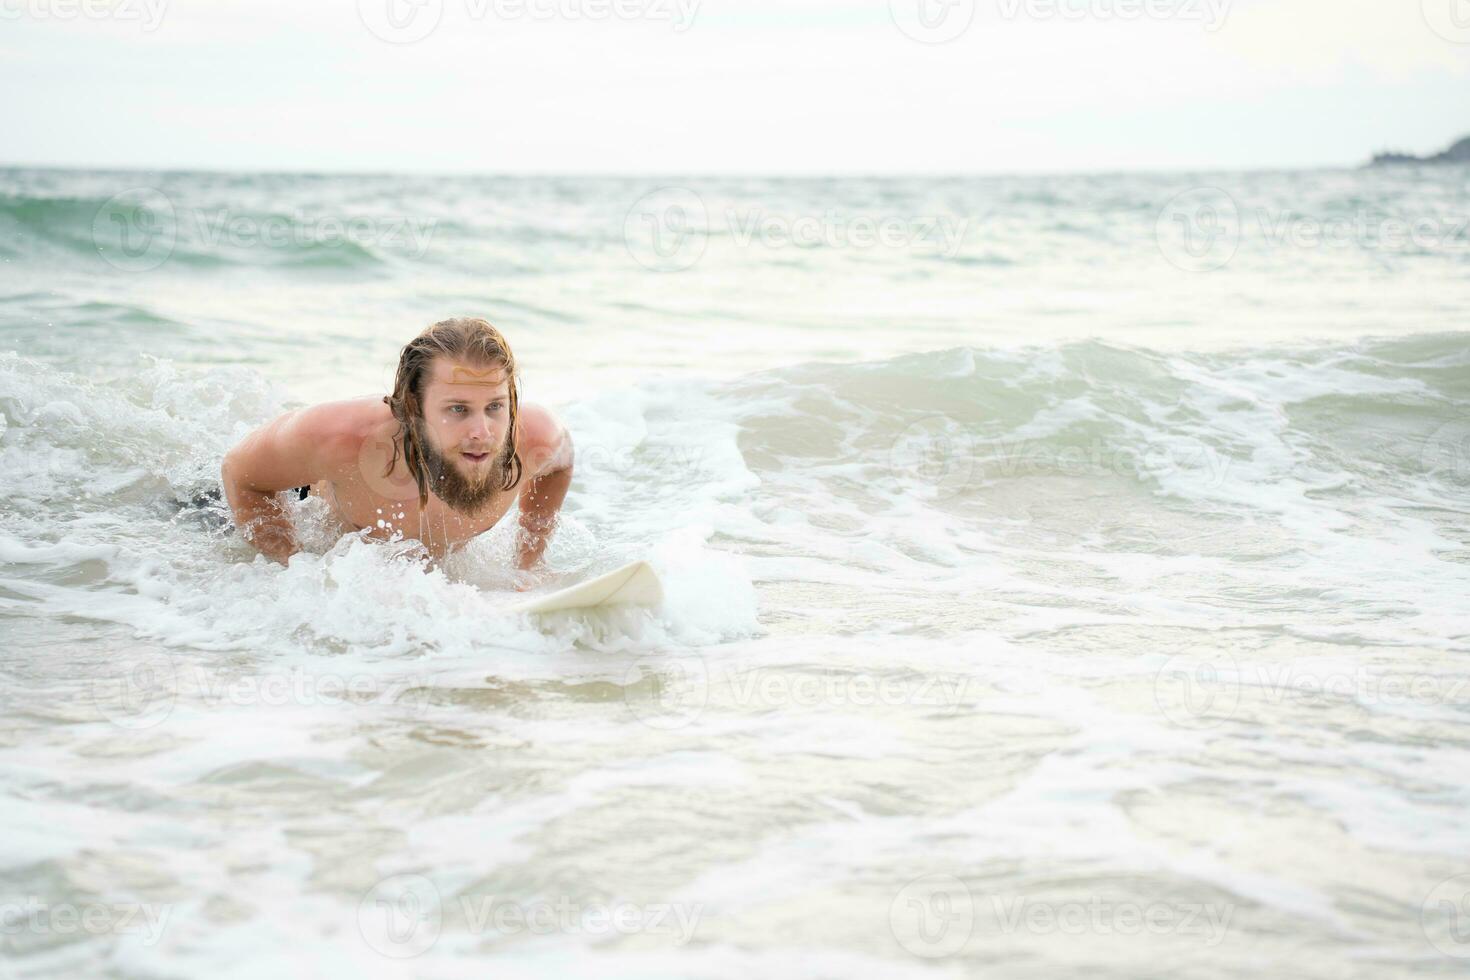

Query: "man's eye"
(489, 402), (504, 411)
(450, 406), (466, 414)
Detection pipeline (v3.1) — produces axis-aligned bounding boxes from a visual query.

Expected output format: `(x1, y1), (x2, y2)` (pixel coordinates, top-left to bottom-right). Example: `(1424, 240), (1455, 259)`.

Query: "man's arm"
(220, 404), (356, 565)
(514, 404), (574, 573)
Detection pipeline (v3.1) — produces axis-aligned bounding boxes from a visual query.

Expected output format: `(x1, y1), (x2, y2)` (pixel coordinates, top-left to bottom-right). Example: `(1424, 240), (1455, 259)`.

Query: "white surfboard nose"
(509, 561), (663, 616)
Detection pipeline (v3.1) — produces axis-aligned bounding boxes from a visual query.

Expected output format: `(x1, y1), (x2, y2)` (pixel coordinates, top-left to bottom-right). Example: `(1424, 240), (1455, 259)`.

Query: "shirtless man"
(221, 317), (572, 578)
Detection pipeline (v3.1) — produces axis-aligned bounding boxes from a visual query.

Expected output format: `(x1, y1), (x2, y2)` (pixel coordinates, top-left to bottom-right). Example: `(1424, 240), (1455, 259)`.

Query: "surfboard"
(508, 560), (663, 615)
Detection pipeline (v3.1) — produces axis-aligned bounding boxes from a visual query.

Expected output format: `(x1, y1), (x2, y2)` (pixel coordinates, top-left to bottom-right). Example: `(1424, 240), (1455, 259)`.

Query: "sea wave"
(3, 333), (1463, 666)
(0, 191), (398, 271)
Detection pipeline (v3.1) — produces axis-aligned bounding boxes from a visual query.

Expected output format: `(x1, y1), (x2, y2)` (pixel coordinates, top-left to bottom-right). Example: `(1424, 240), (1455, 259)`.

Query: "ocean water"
(1, 166), (1469, 978)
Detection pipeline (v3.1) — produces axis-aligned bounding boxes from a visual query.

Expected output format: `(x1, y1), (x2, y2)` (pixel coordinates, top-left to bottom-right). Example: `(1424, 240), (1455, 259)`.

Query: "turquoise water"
(1, 166), (1469, 978)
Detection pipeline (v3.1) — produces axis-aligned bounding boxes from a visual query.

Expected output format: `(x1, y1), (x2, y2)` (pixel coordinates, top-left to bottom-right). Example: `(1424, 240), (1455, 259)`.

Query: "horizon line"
(0, 159), (1402, 180)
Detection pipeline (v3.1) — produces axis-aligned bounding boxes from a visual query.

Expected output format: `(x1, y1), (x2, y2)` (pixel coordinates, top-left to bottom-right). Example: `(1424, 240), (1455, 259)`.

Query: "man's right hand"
(220, 404), (357, 565)
(221, 485), (300, 565)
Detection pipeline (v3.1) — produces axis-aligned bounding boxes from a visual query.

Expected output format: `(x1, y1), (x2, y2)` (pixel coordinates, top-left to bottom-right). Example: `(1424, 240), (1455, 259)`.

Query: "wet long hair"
(383, 317), (523, 508)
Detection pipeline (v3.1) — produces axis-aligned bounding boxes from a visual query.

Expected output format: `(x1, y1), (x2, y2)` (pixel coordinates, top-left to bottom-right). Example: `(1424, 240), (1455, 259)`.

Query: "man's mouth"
(461, 451), (491, 463)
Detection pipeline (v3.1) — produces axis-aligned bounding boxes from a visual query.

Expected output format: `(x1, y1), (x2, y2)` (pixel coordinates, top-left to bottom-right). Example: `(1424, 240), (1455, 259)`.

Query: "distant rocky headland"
(1369, 135), (1470, 167)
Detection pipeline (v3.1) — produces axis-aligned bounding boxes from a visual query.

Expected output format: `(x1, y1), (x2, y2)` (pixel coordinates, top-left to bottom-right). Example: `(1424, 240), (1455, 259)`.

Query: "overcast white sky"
(2, 0), (1467, 173)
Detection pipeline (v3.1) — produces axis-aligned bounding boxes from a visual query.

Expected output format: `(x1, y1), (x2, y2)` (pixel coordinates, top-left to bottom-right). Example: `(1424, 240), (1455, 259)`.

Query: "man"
(221, 317), (572, 579)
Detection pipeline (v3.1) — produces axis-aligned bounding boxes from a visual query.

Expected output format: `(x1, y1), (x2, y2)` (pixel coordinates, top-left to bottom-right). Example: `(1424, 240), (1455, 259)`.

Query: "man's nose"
(465, 414), (491, 442)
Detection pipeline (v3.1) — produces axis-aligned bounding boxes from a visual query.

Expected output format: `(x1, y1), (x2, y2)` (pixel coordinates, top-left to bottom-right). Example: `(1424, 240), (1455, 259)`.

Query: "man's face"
(415, 358), (512, 513)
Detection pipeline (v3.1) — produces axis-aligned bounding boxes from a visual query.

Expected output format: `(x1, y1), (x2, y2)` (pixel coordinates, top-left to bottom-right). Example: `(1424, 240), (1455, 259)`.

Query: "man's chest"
(319, 478), (515, 553)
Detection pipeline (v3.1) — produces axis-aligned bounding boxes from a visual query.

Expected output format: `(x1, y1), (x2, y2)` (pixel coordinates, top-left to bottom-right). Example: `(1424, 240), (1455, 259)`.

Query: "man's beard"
(414, 419), (508, 515)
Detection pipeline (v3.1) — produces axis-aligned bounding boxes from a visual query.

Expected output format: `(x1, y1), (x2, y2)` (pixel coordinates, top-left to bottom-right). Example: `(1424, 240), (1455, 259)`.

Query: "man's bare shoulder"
(515, 402), (572, 478)
(292, 397), (394, 467)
